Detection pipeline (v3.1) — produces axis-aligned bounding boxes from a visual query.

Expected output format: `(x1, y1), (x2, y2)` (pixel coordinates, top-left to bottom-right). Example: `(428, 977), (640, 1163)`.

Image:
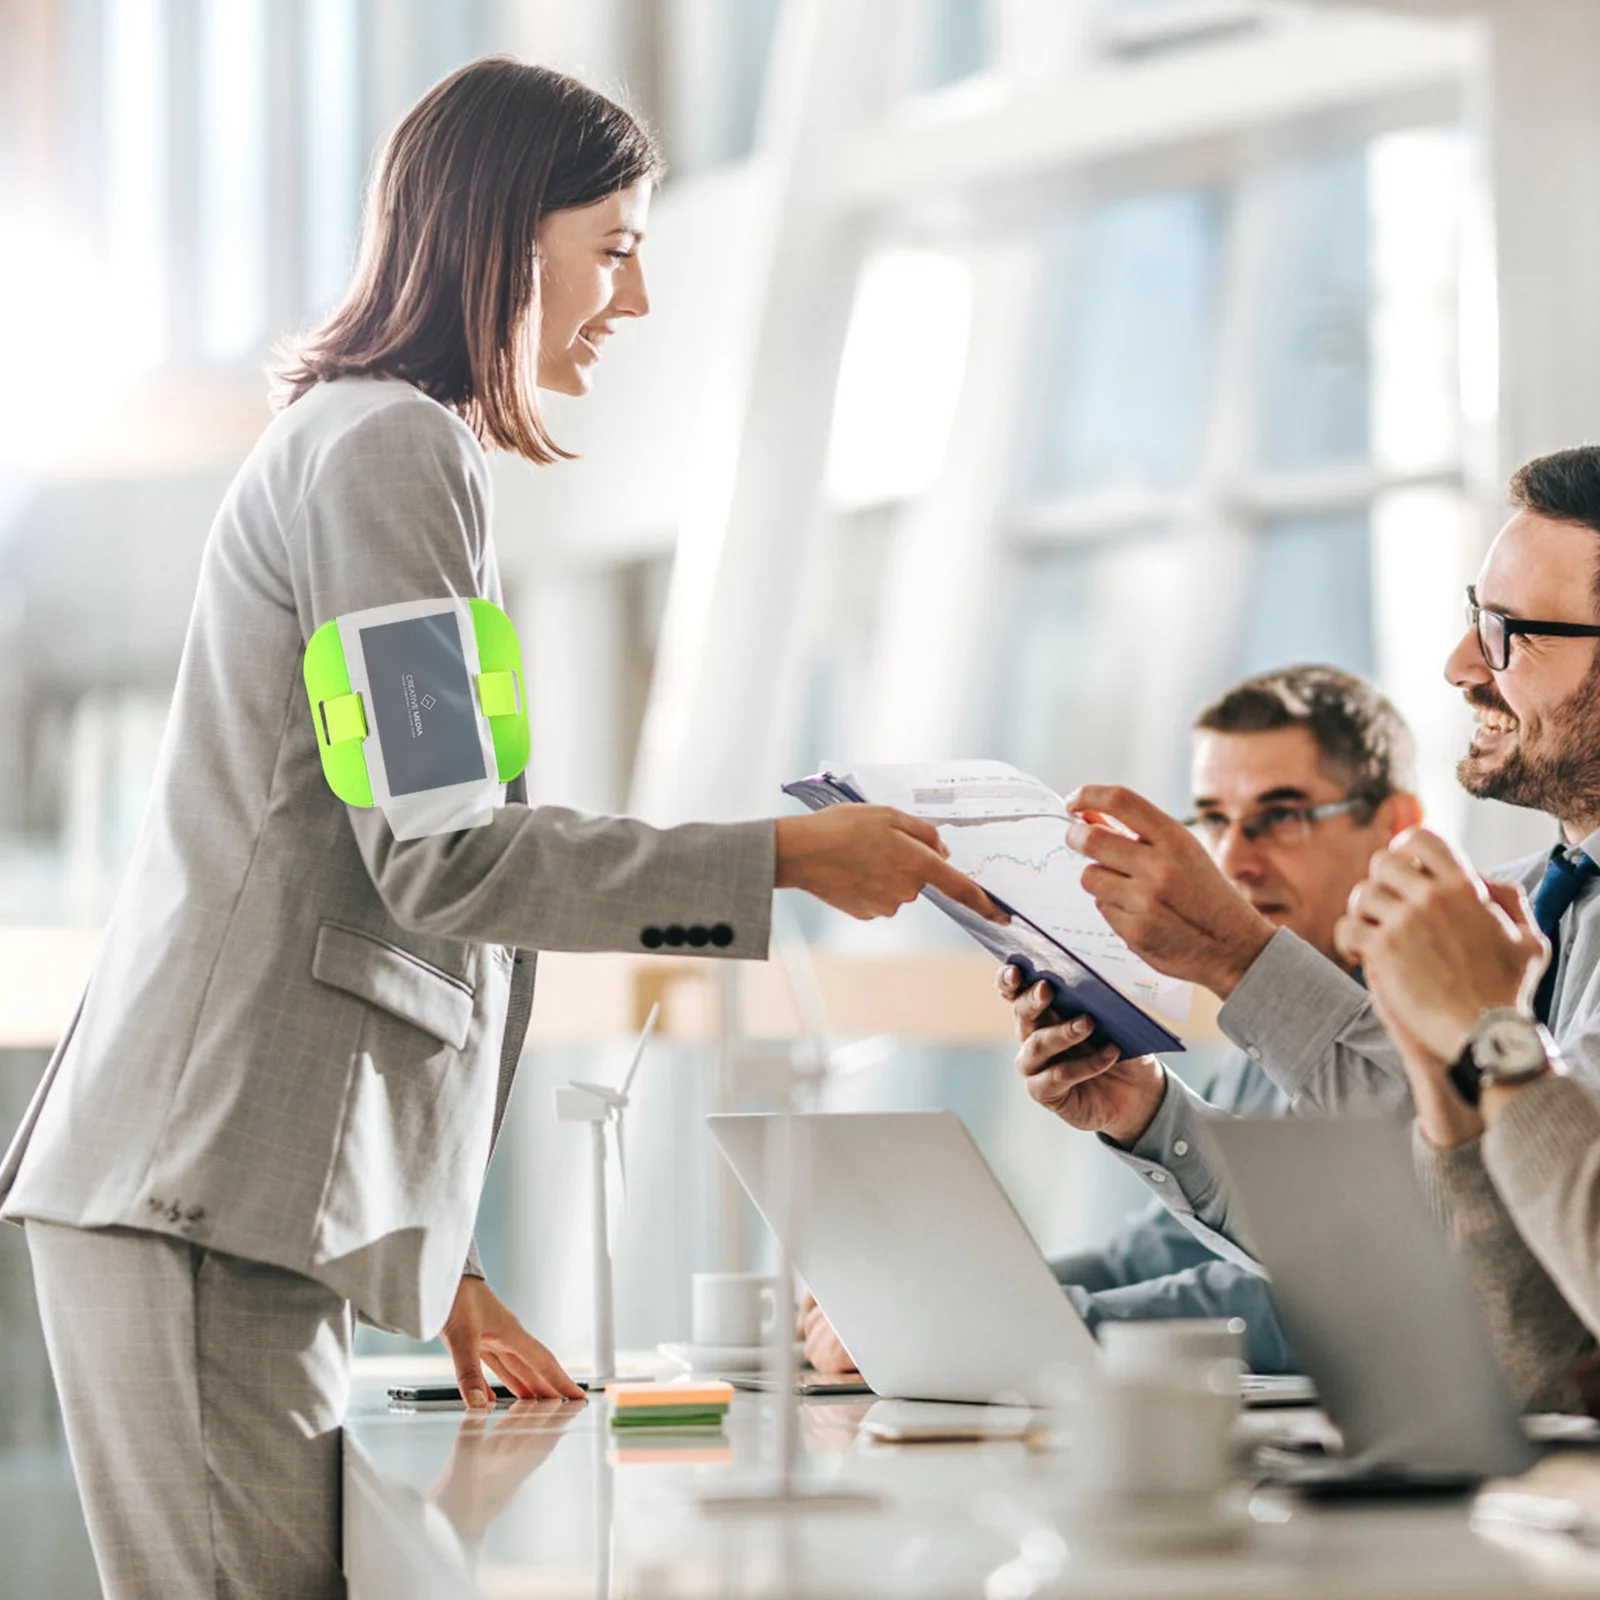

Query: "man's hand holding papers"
(1000, 965), (1167, 1147)
(1064, 784), (1277, 999)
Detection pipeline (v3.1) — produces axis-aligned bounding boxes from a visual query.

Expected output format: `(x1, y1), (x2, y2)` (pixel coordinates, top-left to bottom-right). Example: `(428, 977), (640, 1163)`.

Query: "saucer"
(658, 1340), (806, 1374)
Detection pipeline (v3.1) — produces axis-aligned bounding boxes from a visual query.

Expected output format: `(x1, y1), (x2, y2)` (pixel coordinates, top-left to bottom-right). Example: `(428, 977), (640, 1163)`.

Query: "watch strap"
(1447, 1051), (1482, 1108)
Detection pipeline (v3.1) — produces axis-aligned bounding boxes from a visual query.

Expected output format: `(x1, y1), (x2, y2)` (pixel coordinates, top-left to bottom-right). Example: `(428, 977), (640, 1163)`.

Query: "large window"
(1256, 150), (1372, 471)
(997, 126), (1467, 817)
(1239, 512), (1374, 681)
(912, 0), (994, 92)
(1033, 189), (1225, 495)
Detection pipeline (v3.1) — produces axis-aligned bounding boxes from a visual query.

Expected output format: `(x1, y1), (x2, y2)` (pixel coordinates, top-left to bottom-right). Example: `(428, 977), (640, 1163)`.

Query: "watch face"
(1476, 1017), (1547, 1080)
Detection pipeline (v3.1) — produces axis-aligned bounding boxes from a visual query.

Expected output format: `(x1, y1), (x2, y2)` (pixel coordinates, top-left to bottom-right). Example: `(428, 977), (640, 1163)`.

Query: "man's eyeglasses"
(1185, 797), (1371, 848)
(1467, 584), (1600, 672)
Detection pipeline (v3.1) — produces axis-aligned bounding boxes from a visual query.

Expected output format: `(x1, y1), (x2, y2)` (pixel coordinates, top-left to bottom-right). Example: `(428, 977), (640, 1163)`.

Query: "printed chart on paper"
(846, 761), (1192, 1027)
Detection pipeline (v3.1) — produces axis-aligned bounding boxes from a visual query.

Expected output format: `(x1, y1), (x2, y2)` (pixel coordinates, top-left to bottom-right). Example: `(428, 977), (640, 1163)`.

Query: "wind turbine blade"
(618, 1002), (661, 1101)
(569, 1080), (625, 1104)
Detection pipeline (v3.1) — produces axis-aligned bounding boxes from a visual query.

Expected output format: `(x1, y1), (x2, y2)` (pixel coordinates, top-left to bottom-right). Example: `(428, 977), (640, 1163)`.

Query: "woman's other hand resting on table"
(442, 1275), (586, 1407)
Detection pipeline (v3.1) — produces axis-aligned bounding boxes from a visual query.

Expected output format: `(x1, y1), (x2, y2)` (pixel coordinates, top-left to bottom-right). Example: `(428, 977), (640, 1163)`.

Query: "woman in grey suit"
(0, 59), (1000, 1600)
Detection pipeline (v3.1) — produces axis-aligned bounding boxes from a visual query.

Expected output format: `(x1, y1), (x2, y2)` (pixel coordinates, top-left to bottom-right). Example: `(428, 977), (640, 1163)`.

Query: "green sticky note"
(610, 1408), (729, 1429)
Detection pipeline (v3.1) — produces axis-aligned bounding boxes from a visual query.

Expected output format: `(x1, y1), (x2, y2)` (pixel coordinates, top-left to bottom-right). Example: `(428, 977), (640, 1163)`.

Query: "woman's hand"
(441, 1276), (585, 1406)
(775, 807), (1007, 924)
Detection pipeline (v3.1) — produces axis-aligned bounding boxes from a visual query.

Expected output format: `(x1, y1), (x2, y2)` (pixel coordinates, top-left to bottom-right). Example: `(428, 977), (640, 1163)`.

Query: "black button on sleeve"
(641, 926), (664, 949)
(663, 925), (687, 947)
(686, 926), (710, 947)
(710, 923), (734, 947)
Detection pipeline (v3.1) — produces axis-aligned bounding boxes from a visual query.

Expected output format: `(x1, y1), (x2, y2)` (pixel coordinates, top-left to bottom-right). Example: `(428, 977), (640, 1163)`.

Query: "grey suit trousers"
(27, 1221), (351, 1600)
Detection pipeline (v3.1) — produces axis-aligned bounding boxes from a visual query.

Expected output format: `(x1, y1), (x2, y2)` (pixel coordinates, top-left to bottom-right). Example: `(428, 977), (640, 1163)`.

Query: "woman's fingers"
(887, 809), (950, 858)
(484, 1349), (540, 1401)
(448, 1336), (494, 1410)
(489, 1338), (583, 1401)
(916, 848), (1009, 924)
(482, 1319), (585, 1401)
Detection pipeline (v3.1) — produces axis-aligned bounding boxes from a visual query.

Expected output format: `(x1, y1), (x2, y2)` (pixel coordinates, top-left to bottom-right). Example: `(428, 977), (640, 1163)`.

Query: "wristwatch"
(1447, 1007), (1554, 1108)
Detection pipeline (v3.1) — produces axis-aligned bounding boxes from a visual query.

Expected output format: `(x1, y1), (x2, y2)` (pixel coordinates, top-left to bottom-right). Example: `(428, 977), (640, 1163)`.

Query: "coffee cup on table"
(1062, 1317), (1250, 1553)
(691, 1273), (782, 1348)
(1098, 1318), (1247, 1382)
(1066, 1362), (1246, 1552)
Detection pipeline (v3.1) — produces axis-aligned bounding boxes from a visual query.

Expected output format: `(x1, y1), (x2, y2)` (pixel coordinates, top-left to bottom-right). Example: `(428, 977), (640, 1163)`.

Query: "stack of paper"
(783, 759), (1191, 1058)
(606, 1380), (734, 1433)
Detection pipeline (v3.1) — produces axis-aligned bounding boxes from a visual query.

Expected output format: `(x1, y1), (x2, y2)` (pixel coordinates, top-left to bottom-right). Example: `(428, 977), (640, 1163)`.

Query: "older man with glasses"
(803, 663), (1424, 1379)
(999, 446), (1600, 1410)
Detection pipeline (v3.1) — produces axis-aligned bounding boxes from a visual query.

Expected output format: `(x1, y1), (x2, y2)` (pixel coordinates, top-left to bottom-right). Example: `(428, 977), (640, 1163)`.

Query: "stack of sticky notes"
(606, 1380), (733, 1433)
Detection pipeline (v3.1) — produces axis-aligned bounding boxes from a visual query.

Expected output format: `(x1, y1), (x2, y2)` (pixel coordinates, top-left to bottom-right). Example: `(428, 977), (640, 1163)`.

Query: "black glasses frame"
(1467, 585), (1600, 671)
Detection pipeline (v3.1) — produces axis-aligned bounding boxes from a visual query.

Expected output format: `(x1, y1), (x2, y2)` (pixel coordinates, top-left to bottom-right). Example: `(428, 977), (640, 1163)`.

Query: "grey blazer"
(0, 378), (775, 1337)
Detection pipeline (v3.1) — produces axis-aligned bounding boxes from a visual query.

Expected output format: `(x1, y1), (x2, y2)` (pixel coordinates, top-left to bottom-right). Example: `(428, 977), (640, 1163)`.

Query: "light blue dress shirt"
(1051, 1051), (1296, 1372)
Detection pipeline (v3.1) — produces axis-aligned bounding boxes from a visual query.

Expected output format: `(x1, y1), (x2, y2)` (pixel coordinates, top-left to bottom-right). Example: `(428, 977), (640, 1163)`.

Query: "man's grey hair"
(1194, 664), (1417, 807)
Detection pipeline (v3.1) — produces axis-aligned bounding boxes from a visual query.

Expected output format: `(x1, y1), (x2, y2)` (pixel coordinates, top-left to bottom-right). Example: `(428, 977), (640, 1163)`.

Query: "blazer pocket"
(311, 922), (475, 1050)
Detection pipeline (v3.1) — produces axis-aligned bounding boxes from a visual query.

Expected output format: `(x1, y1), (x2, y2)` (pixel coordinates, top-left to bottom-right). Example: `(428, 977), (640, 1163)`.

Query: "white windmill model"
(700, 919), (885, 1515)
(555, 1002), (660, 1387)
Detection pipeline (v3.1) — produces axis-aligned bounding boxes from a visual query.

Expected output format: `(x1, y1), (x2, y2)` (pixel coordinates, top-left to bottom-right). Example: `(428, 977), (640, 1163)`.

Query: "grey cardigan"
(1412, 1074), (1600, 1412)
(0, 377), (776, 1337)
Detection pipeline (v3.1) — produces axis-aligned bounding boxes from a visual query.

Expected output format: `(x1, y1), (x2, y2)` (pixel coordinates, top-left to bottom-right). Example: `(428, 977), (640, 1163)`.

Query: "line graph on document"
(940, 817), (1190, 1026)
(967, 843), (1079, 878)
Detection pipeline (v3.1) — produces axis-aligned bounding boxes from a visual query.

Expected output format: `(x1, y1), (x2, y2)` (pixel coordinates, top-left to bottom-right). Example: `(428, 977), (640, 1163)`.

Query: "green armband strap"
(319, 692), (369, 746)
(477, 671), (520, 719)
(302, 597), (529, 838)
(468, 596), (531, 783)
(304, 621), (374, 808)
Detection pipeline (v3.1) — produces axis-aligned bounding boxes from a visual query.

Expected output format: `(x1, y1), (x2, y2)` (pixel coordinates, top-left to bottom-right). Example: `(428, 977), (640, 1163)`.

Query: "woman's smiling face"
(531, 180), (652, 396)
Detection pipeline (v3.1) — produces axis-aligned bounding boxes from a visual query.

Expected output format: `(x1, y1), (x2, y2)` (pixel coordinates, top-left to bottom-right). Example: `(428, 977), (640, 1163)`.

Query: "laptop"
(1204, 1116), (1537, 1482)
(709, 1110), (1099, 1404)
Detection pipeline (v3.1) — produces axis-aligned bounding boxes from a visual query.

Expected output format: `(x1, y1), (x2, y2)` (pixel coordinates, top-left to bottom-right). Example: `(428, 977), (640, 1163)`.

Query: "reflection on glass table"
(429, 1401), (587, 1545)
(346, 1382), (1600, 1600)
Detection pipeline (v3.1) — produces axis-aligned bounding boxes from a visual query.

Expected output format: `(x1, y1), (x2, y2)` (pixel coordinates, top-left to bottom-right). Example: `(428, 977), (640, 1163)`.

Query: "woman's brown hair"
(270, 57), (662, 464)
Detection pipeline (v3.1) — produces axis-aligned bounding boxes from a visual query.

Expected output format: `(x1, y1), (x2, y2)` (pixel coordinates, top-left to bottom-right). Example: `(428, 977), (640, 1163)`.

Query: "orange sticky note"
(605, 1380), (734, 1408)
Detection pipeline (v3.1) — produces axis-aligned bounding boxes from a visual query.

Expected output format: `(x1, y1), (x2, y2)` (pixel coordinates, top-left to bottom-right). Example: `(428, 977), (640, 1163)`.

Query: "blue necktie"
(1531, 846), (1598, 1025)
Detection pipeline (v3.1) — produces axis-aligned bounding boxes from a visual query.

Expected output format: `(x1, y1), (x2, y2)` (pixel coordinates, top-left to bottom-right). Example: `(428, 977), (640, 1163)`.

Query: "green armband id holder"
(303, 597), (529, 840)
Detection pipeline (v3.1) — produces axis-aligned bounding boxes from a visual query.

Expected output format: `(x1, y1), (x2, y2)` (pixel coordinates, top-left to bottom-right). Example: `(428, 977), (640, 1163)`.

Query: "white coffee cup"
(691, 1273), (781, 1348)
(1066, 1349), (1247, 1552)
(1098, 1318), (1247, 1382)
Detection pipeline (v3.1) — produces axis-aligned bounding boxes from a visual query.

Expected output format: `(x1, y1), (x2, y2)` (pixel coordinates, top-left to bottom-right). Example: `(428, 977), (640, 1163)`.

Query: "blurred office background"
(2, 0), (1598, 1589)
